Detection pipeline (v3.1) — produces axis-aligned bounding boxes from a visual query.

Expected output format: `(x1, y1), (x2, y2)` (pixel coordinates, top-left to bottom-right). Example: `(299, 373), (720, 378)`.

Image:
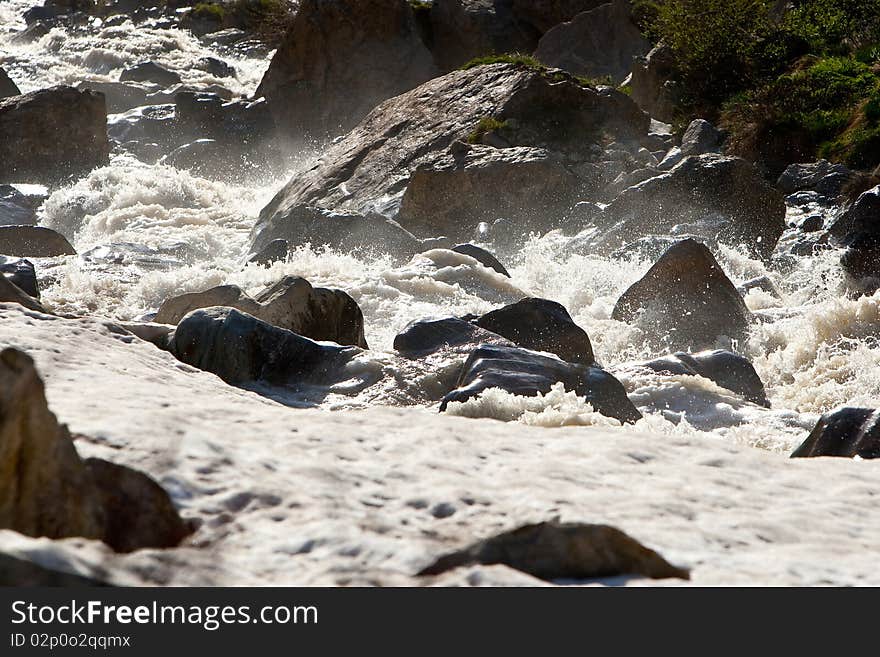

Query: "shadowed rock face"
(394, 316), (513, 356)
(612, 239), (751, 351)
(0, 272), (46, 314)
(254, 63), (648, 251)
(0, 86), (109, 184)
(441, 344), (642, 424)
(256, 0), (439, 139)
(168, 307), (357, 386)
(475, 298), (594, 365)
(418, 520), (689, 582)
(0, 256), (39, 298)
(451, 244), (510, 277)
(156, 276), (368, 349)
(0, 348), (189, 551)
(0, 68), (20, 100)
(792, 407), (880, 459)
(0, 226), (76, 258)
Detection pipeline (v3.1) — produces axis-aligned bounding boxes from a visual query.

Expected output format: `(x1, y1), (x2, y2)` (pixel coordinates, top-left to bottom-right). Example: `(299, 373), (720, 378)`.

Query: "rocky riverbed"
(0, 0), (879, 586)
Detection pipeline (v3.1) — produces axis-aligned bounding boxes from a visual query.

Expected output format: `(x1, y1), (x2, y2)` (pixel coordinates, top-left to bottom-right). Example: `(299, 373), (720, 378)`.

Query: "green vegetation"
(191, 2), (226, 21)
(459, 53), (546, 72)
(467, 117), (510, 144)
(188, 0), (295, 45)
(642, 0), (880, 171)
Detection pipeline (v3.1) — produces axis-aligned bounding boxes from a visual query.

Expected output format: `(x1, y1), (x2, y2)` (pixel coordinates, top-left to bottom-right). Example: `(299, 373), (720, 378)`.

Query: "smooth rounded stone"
(156, 276), (368, 349)
(791, 407), (880, 459)
(599, 154), (786, 260)
(440, 344), (642, 424)
(248, 239), (289, 267)
(256, 0), (438, 139)
(475, 297), (594, 365)
(0, 256), (39, 298)
(0, 86), (109, 184)
(777, 160), (853, 198)
(534, 0), (650, 83)
(0, 226), (76, 257)
(0, 68), (20, 100)
(612, 239), (751, 351)
(640, 350), (770, 407)
(393, 316), (513, 356)
(0, 272), (46, 313)
(680, 119), (724, 156)
(418, 520), (689, 581)
(608, 234), (718, 262)
(198, 56), (236, 78)
(167, 307), (357, 386)
(120, 61), (182, 87)
(451, 243), (510, 277)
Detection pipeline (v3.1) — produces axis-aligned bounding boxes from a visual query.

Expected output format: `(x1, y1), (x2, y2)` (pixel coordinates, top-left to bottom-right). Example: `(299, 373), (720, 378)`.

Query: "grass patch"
(467, 116), (510, 144)
(191, 2), (226, 21)
(459, 53), (546, 72)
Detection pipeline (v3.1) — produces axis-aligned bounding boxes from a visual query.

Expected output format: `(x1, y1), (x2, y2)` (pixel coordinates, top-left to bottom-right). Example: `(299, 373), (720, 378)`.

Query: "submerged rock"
(791, 407), (880, 459)
(612, 239), (751, 350)
(0, 86), (109, 184)
(418, 520), (689, 581)
(156, 276), (368, 348)
(441, 344), (641, 424)
(0, 226), (76, 257)
(475, 297), (595, 365)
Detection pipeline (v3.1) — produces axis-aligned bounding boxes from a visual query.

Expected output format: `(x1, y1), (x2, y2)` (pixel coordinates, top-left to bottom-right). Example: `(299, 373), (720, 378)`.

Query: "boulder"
(248, 239), (290, 267)
(777, 160), (853, 198)
(791, 407), (880, 459)
(612, 239), (751, 350)
(0, 68), (20, 100)
(0, 226), (76, 257)
(418, 520), (689, 581)
(167, 307), (356, 386)
(156, 276), (368, 348)
(256, 0), (439, 139)
(534, 0), (650, 83)
(511, 0), (606, 34)
(440, 344), (641, 424)
(120, 61), (182, 87)
(828, 184), (880, 243)
(0, 256), (39, 298)
(840, 232), (880, 293)
(628, 44), (678, 123)
(475, 297), (594, 365)
(0, 87), (109, 184)
(255, 63), (649, 249)
(640, 350), (769, 407)
(393, 316), (513, 356)
(451, 243), (510, 277)
(679, 119), (723, 156)
(598, 154), (786, 260)
(0, 185), (41, 226)
(0, 274), (46, 313)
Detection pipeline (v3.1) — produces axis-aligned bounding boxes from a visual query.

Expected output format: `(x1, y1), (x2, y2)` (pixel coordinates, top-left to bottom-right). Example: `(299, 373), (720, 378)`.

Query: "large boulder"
(0, 348), (189, 551)
(777, 160), (853, 198)
(255, 63), (649, 249)
(0, 226), (76, 257)
(167, 307), (356, 386)
(156, 276), (368, 348)
(475, 297), (594, 365)
(0, 68), (20, 100)
(0, 86), (109, 184)
(640, 350), (769, 407)
(791, 407), (880, 459)
(256, 0), (439, 139)
(120, 61), (181, 87)
(679, 119), (723, 156)
(598, 154), (786, 260)
(828, 184), (880, 242)
(511, 0), (606, 34)
(418, 520), (689, 581)
(534, 0), (650, 83)
(440, 344), (641, 424)
(612, 239), (751, 350)
(393, 316), (513, 356)
(628, 44), (678, 123)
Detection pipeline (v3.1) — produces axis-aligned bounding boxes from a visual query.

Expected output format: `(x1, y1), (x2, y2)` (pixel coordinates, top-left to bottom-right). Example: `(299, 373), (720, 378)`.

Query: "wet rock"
(120, 61), (182, 87)
(199, 56), (236, 78)
(76, 80), (156, 114)
(828, 184), (880, 242)
(0, 226), (76, 257)
(0, 68), (20, 100)
(451, 243), (510, 277)
(628, 44), (678, 123)
(248, 239), (289, 267)
(612, 239), (751, 350)
(417, 520), (689, 581)
(641, 350), (770, 407)
(840, 232), (880, 293)
(256, 0), (439, 139)
(0, 185), (42, 226)
(737, 275), (779, 299)
(777, 160), (853, 198)
(0, 348), (189, 550)
(791, 407), (880, 459)
(680, 119), (723, 156)
(394, 317), (513, 356)
(599, 154), (786, 260)
(441, 344), (641, 424)
(475, 297), (594, 365)
(0, 552), (108, 586)
(0, 86), (109, 184)
(800, 215), (824, 233)
(257, 63), (648, 243)
(534, 0), (649, 83)
(156, 276), (368, 348)
(0, 256), (39, 298)
(0, 272), (46, 313)
(168, 307), (356, 386)
(9, 21), (51, 45)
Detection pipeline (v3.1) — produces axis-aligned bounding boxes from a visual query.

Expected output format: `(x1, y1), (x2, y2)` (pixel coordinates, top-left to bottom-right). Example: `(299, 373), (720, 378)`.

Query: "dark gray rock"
(777, 160), (853, 198)
(0, 226), (75, 258)
(0, 68), (20, 100)
(120, 61), (182, 87)
(791, 407), (880, 459)
(393, 316), (512, 356)
(451, 243), (510, 277)
(680, 119), (723, 156)
(248, 239), (289, 267)
(0, 256), (39, 298)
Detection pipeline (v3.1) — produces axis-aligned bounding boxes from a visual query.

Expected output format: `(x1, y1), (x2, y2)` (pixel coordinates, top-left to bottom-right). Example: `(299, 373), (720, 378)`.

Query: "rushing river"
(3, 0), (877, 454)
